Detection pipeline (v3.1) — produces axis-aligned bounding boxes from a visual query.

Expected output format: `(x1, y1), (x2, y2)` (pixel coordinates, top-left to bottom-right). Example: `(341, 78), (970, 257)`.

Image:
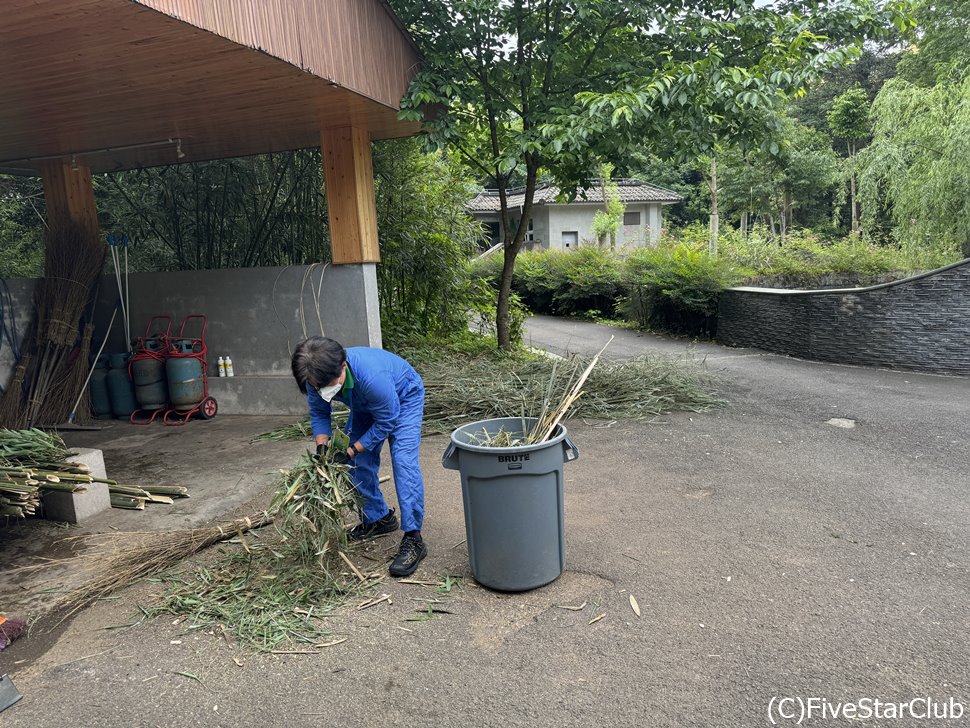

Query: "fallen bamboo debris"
(255, 336), (722, 444)
(0, 428), (189, 518)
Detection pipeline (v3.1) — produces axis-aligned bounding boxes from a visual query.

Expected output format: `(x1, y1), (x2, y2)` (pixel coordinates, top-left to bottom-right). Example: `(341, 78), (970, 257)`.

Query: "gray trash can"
(442, 417), (579, 591)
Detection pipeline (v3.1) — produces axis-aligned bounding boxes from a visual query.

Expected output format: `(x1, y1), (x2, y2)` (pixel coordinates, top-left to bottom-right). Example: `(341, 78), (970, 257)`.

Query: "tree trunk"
(783, 189), (793, 241)
(740, 211), (749, 238)
(495, 165), (538, 351)
(849, 142), (860, 237)
(849, 174), (859, 236)
(708, 157), (719, 256)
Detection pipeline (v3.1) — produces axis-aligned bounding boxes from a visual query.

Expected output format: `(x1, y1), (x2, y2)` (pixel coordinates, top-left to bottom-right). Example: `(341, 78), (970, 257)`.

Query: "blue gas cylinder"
(166, 340), (204, 409)
(88, 356), (112, 418)
(131, 342), (168, 411)
(106, 352), (137, 417)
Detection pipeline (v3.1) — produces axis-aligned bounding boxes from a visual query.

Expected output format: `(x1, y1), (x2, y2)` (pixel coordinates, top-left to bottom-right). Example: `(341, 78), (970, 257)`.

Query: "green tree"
(590, 164), (624, 249)
(828, 85), (872, 235)
(373, 140), (483, 339)
(720, 116), (839, 236)
(860, 0), (970, 258)
(0, 175), (45, 278)
(861, 75), (970, 258)
(391, 0), (907, 348)
(895, 0), (970, 85)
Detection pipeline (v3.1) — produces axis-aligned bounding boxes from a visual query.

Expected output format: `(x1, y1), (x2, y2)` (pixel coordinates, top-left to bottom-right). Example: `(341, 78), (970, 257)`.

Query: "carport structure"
(0, 0), (422, 346)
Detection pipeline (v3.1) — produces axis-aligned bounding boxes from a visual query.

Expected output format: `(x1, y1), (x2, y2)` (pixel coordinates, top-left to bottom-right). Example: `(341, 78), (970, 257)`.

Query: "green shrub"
(622, 245), (743, 336)
(544, 248), (622, 317)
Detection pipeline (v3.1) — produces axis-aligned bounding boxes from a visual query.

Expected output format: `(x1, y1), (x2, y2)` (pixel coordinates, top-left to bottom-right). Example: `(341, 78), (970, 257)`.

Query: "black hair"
(291, 337), (346, 393)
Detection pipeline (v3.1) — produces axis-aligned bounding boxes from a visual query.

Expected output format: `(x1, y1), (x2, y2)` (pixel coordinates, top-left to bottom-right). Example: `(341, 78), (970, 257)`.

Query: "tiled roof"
(467, 178), (683, 212)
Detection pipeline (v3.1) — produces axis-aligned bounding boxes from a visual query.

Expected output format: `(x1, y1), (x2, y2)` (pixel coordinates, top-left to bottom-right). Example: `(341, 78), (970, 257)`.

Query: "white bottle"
(217, 356), (226, 377)
(225, 356), (235, 377)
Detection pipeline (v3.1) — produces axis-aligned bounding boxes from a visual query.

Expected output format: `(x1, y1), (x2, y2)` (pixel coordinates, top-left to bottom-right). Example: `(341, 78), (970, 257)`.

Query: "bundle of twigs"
(148, 454), (367, 650)
(269, 450), (361, 570)
(0, 352), (31, 430)
(2, 222), (106, 428)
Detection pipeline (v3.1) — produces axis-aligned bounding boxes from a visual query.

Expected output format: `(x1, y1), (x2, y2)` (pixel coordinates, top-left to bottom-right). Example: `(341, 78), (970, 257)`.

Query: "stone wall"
(717, 259), (970, 375)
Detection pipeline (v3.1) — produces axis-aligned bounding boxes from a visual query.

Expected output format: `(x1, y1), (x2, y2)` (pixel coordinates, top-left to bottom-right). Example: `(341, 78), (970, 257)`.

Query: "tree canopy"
(390, 0), (907, 347)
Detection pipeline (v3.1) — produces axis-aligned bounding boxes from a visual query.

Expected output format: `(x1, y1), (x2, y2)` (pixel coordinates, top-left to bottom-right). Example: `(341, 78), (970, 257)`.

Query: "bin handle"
(441, 441), (459, 470)
(563, 436), (580, 463)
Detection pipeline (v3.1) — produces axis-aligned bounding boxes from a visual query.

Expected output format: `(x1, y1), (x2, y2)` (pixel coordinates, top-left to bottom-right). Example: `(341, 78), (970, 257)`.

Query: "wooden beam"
(39, 159), (99, 240)
(321, 126), (380, 264)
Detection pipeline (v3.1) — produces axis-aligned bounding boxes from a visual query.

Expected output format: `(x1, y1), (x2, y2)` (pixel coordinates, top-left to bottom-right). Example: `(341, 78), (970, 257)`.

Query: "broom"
(0, 352), (31, 429)
(23, 222), (105, 427)
(34, 513), (273, 620)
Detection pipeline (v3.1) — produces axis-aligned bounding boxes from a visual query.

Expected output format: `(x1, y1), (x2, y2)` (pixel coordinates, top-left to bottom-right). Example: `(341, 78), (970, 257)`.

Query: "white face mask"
(318, 382), (341, 403)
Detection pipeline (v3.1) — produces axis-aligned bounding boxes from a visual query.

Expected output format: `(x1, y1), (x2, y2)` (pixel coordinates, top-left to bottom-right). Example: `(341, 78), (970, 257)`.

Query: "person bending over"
(291, 336), (427, 577)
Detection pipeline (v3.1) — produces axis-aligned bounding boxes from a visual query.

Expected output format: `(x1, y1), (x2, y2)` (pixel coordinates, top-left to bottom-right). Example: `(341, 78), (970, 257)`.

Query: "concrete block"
(41, 448), (111, 523)
(66, 448), (108, 481)
(42, 482), (111, 524)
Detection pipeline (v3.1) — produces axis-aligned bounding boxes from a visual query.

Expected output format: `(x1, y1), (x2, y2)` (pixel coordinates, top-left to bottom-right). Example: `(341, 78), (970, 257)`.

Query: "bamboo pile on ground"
(80, 450), (372, 651)
(0, 428), (185, 517)
(0, 429), (91, 516)
(255, 344), (723, 443)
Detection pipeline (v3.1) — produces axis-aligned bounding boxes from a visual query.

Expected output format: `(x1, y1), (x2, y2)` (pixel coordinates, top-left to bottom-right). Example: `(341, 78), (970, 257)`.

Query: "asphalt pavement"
(2, 317), (967, 727)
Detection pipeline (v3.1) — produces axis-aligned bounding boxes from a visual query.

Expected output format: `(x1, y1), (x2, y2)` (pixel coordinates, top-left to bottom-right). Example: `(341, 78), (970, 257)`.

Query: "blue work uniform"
(307, 347), (425, 533)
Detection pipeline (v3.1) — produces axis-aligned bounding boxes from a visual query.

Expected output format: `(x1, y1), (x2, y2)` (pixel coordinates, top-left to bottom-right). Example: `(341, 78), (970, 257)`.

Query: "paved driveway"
(2, 317), (967, 727)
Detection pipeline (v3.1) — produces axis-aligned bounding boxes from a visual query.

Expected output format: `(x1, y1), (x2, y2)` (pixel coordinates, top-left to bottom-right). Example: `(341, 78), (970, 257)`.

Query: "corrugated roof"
(467, 178), (683, 212)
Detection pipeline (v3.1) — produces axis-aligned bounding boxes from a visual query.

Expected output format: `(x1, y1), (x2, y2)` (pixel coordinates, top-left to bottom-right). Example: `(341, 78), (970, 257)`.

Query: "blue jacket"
(306, 347), (422, 452)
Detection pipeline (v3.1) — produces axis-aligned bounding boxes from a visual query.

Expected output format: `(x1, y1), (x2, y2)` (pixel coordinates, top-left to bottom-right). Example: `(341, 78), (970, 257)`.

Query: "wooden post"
(39, 159), (100, 240)
(321, 126), (380, 264)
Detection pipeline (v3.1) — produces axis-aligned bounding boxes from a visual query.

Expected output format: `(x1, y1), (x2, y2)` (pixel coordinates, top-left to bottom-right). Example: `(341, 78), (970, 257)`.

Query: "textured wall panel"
(717, 260), (970, 375)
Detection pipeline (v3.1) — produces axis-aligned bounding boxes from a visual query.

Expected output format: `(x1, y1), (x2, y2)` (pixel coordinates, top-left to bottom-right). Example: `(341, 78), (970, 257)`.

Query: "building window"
(561, 231), (578, 248)
(527, 217), (534, 242)
(623, 211), (641, 226)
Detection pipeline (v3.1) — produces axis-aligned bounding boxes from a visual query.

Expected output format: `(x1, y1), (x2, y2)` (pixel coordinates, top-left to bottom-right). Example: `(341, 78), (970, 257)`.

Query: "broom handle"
(123, 238), (130, 349)
(110, 243), (128, 352)
(68, 307), (118, 422)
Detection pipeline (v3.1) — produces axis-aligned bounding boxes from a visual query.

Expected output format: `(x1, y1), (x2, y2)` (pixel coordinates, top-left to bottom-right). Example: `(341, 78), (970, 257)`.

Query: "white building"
(467, 179), (683, 251)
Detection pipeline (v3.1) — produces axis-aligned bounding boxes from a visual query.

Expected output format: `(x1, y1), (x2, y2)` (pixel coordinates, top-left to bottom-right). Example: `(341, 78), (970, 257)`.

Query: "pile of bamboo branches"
(255, 341), (722, 444)
(108, 484), (190, 511)
(32, 450), (363, 649)
(0, 222), (105, 428)
(0, 429), (94, 517)
(0, 428), (187, 518)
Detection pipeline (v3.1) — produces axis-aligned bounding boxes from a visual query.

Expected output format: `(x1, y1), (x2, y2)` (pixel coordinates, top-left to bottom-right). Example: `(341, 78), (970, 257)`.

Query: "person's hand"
(331, 448), (353, 466)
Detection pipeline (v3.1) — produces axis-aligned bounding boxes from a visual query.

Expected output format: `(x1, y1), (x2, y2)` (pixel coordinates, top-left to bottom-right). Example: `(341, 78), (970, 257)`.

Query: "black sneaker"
(389, 532), (428, 577)
(348, 508), (398, 541)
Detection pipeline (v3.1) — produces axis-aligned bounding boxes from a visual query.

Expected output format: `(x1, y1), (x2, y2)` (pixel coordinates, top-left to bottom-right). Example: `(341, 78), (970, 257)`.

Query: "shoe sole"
(389, 544), (428, 578)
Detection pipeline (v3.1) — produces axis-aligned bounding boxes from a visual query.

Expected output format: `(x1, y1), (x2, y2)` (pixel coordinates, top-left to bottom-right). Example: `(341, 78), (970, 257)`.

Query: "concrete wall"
(717, 258), (970, 375)
(547, 203), (664, 249)
(1, 263), (382, 415)
(472, 203), (667, 250)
